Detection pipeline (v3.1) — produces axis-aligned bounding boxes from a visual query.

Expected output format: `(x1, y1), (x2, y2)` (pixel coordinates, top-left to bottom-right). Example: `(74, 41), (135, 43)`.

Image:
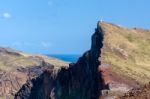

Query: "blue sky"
(0, 0), (150, 54)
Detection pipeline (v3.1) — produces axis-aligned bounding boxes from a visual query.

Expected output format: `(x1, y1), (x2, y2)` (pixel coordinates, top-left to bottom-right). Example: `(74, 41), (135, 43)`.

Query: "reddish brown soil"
(99, 65), (141, 98)
(100, 65), (140, 87)
(118, 83), (150, 99)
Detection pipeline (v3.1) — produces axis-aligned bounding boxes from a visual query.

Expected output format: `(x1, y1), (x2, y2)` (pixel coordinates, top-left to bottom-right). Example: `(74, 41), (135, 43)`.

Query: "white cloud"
(41, 42), (52, 49)
(10, 41), (52, 50)
(3, 12), (11, 19)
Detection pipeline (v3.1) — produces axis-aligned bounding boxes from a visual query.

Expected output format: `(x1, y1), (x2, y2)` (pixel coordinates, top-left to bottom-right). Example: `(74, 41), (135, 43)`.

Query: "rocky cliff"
(0, 47), (68, 99)
(14, 22), (107, 99)
(3, 21), (150, 99)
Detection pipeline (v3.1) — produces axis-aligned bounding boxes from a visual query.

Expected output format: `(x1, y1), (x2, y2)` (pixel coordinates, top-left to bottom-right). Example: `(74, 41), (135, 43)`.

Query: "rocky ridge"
(14, 22), (107, 99)
(1, 21), (150, 99)
(0, 47), (69, 98)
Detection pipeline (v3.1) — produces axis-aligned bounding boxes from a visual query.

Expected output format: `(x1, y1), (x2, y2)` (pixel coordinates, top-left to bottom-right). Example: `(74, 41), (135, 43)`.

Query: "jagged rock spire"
(15, 22), (107, 99)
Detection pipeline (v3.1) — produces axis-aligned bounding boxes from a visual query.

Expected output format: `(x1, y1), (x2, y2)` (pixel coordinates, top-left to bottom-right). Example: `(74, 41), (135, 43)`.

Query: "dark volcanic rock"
(0, 47), (68, 98)
(0, 62), (54, 98)
(14, 22), (107, 99)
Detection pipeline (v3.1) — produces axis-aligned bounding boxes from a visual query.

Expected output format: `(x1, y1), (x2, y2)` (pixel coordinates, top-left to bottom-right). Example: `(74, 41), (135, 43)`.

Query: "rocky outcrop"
(0, 60), (55, 98)
(2, 21), (150, 99)
(14, 22), (107, 99)
(0, 47), (69, 98)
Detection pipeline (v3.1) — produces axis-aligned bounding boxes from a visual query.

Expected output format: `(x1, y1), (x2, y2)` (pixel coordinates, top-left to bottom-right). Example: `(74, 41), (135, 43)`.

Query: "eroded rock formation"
(0, 47), (68, 98)
(14, 22), (107, 99)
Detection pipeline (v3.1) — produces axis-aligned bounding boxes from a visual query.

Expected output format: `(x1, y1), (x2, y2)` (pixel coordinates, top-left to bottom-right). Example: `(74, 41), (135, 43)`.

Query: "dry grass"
(100, 22), (150, 84)
(0, 48), (69, 71)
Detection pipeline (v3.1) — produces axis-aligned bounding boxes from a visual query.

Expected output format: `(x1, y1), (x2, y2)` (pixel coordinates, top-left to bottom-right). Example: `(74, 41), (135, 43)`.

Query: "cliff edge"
(0, 47), (68, 98)
(14, 21), (150, 99)
(15, 22), (107, 99)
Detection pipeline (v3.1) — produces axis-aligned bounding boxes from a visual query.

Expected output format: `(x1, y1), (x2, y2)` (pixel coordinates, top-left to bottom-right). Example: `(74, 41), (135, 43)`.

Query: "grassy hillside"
(0, 47), (69, 71)
(0, 47), (69, 98)
(100, 22), (150, 84)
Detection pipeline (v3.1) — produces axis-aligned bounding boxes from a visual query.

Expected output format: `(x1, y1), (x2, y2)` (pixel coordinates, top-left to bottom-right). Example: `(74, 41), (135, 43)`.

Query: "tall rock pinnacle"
(15, 22), (106, 99)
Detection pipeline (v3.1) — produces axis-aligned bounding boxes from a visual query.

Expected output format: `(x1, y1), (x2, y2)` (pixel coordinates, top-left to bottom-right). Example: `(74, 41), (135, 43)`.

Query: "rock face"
(14, 22), (107, 99)
(0, 47), (69, 98)
(0, 63), (53, 98)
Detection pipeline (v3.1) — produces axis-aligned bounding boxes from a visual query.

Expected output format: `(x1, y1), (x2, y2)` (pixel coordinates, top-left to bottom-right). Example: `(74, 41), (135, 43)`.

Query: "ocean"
(47, 54), (81, 62)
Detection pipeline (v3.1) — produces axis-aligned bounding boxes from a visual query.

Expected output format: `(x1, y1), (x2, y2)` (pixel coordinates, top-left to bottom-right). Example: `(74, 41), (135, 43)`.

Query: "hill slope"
(100, 22), (150, 98)
(100, 22), (150, 84)
(0, 47), (69, 98)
